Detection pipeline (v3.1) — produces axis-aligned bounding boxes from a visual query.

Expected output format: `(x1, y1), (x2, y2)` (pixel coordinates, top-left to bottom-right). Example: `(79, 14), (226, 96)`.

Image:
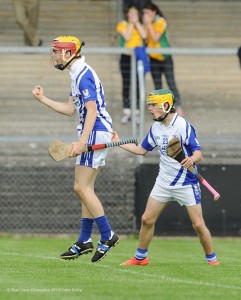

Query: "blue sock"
(134, 248), (148, 260)
(77, 218), (94, 243)
(94, 215), (111, 242)
(205, 252), (217, 263)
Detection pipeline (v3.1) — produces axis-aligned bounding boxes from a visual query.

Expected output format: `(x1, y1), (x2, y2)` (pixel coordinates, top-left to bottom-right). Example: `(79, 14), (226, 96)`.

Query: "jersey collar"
(170, 113), (178, 126)
(69, 56), (86, 77)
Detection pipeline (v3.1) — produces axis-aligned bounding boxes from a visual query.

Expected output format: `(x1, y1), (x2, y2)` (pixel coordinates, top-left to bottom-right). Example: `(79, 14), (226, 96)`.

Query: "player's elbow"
(64, 102), (76, 116)
(141, 149), (148, 156)
(136, 146), (147, 156)
(68, 109), (76, 117)
(193, 150), (202, 163)
(197, 151), (203, 162)
(65, 111), (75, 117)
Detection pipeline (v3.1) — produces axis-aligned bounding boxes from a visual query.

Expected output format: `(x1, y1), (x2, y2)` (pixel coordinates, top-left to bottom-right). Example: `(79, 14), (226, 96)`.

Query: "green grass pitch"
(0, 235), (241, 300)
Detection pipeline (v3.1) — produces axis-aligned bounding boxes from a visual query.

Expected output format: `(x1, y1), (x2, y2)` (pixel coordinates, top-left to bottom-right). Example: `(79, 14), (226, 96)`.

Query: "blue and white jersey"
(141, 113), (201, 188)
(69, 56), (112, 133)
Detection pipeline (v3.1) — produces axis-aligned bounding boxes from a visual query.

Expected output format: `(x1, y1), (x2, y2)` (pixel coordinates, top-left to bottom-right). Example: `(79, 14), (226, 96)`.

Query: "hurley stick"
(49, 138), (138, 162)
(167, 137), (220, 201)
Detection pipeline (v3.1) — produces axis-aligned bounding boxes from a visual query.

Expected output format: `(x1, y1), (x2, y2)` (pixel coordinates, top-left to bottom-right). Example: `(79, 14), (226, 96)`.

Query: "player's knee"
(141, 213), (155, 227)
(192, 221), (205, 233)
(74, 182), (84, 197)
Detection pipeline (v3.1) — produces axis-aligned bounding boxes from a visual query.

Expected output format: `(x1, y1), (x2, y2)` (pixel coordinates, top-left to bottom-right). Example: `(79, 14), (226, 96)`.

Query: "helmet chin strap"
(55, 56), (75, 71)
(153, 112), (169, 122)
(55, 41), (85, 71)
(153, 102), (171, 122)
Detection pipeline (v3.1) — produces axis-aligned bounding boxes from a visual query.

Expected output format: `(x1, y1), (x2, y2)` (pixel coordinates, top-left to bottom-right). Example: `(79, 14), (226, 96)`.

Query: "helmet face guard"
(50, 36), (85, 71)
(146, 89), (175, 121)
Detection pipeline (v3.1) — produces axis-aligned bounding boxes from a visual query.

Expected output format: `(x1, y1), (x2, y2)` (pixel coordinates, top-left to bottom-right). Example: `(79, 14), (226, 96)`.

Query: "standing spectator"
(116, 4), (147, 123)
(32, 36), (119, 262)
(143, 2), (183, 116)
(12, 0), (42, 46)
(123, 0), (151, 11)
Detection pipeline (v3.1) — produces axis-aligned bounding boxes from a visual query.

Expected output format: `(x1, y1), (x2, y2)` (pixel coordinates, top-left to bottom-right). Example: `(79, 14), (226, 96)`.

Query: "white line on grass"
(0, 252), (58, 260)
(85, 262), (241, 291)
(1, 251), (241, 291)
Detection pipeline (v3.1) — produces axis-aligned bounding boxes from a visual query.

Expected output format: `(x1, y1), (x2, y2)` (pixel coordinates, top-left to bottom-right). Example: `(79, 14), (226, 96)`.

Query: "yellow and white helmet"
(146, 89), (174, 113)
(51, 36), (85, 70)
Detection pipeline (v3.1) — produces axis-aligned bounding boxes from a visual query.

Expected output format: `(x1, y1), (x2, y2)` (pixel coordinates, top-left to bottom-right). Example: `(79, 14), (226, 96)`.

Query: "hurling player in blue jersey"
(112, 89), (219, 266)
(32, 36), (119, 262)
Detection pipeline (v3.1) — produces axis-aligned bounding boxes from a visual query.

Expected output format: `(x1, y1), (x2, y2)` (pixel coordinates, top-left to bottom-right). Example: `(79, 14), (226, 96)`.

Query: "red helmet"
(51, 36), (85, 70)
(52, 36), (81, 56)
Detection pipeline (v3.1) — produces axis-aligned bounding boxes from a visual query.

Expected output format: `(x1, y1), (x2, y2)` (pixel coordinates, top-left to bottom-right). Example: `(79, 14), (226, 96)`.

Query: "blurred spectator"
(12, 0), (42, 46)
(123, 0), (151, 11)
(116, 4), (147, 124)
(143, 2), (183, 116)
(238, 46), (241, 68)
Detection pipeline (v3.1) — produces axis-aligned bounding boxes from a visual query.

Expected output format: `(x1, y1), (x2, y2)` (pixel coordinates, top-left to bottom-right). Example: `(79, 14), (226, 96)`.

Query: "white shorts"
(76, 131), (111, 169)
(150, 179), (201, 207)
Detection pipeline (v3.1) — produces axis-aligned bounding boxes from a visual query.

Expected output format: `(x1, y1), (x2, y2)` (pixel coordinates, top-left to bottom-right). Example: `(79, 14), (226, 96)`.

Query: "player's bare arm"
(70, 100), (97, 157)
(112, 131), (147, 156)
(32, 85), (75, 116)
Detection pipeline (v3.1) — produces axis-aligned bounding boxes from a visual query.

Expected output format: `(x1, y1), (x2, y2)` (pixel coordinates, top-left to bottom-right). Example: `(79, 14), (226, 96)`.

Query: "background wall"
(135, 164), (241, 236)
